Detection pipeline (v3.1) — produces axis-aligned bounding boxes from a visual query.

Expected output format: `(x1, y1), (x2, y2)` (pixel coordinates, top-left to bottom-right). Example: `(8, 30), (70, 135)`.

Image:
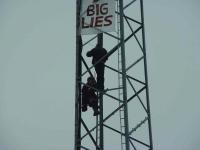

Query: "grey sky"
(0, 0), (200, 150)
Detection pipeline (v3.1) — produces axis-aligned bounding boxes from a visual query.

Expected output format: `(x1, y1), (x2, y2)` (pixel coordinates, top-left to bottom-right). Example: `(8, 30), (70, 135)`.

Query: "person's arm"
(101, 48), (108, 62)
(82, 86), (87, 95)
(86, 48), (95, 57)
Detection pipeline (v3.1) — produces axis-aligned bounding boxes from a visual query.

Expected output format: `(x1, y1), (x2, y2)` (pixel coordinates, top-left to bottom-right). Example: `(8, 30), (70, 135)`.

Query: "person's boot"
(93, 109), (100, 116)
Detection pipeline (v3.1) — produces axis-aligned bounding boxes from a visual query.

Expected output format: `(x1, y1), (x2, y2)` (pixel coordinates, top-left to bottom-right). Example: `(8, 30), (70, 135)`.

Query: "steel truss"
(75, 0), (153, 150)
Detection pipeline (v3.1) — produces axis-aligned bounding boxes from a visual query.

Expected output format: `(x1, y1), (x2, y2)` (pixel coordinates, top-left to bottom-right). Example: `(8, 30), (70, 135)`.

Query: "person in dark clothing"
(82, 77), (99, 116)
(86, 44), (108, 90)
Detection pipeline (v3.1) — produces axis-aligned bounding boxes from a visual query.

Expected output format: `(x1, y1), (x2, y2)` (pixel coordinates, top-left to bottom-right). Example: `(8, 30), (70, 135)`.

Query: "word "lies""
(82, 3), (113, 28)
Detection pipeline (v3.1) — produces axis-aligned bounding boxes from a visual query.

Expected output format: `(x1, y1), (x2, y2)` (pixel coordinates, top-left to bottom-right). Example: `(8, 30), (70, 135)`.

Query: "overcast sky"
(0, 0), (200, 150)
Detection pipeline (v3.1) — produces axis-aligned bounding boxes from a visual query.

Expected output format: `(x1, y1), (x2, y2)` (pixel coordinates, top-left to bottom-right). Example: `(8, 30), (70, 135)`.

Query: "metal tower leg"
(97, 33), (104, 150)
(74, 54), (81, 150)
(119, 0), (130, 150)
(140, 0), (153, 149)
(74, 0), (82, 150)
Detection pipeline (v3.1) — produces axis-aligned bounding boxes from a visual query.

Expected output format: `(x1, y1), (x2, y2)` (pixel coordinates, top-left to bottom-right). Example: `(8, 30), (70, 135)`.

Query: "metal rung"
(122, 142), (126, 144)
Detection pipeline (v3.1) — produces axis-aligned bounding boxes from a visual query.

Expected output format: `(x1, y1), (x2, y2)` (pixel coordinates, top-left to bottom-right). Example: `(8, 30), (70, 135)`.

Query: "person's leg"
(92, 103), (99, 116)
(82, 97), (88, 112)
(90, 97), (99, 116)
(95, 64), (105, 90)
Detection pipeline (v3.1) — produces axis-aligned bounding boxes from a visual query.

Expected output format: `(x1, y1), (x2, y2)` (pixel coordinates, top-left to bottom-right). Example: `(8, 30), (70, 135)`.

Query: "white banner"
(80, 0), (115, 35)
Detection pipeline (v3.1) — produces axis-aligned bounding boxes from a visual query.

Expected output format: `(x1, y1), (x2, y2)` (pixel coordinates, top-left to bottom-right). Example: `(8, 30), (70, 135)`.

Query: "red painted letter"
(100, 3), (108, 15)
(95, 16), (104, 27)
(104, 15), (113, 26)
(81, 17), (90, 28)
(87, 5), (95, 16)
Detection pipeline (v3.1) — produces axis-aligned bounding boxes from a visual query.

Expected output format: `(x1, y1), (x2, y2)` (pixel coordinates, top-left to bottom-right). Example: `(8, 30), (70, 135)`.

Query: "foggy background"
(0, 0), (200, 149)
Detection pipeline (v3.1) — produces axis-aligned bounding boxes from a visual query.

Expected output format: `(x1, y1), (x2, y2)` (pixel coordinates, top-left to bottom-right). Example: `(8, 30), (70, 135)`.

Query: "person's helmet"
(87, 76), (96, 85)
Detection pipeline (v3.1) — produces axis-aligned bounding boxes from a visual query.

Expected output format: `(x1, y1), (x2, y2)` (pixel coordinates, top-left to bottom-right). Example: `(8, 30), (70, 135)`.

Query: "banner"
(80, 0), (115, 35)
